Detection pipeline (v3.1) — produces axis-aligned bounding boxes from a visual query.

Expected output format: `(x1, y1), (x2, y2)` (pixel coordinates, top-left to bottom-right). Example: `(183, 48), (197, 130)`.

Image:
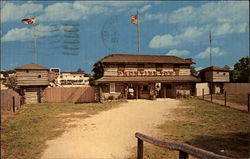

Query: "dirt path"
(41, 99), (180, 159)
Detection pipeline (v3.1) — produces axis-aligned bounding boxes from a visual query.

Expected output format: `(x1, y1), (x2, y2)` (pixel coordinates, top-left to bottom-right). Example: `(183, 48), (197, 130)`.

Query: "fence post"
(202, 88), (204, 100)
(137, 138), (143, 159)
(224, 91), (227, 106)
(179, 150), (188, 159)
(12, 96), (15, 112)
(248, 94), (250, 113)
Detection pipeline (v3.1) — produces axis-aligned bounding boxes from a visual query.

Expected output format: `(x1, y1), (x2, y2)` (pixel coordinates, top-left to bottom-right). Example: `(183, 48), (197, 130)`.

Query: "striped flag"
(21, 18), (36, 25)
(131, 15), (138, 24)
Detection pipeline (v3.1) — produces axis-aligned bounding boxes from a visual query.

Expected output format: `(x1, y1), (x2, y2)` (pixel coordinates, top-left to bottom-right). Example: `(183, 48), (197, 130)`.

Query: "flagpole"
(137, 10), (140, 54)
(209, 30), (212, 66)
(32, 23), (37, 64)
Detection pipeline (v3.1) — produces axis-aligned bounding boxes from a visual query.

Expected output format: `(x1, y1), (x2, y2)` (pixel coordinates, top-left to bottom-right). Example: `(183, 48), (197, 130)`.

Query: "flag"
(131, 15), (138, 24)
(21, 18), (36, 25)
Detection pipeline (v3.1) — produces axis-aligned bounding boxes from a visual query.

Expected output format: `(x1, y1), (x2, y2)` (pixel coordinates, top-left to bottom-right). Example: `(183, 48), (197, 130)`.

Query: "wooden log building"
(95, 54), (200, 101)
(16, 63), (49, 104)
(199, 66), (230, 94)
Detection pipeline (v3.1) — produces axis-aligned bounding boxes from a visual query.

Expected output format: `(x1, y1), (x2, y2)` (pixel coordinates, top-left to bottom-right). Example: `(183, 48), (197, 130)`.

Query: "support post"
(179, 150), (188, 159)
(248, 94), (250, 112)
(136, 85), (139, 100)
(164, 85), (166, 99)
(202, 88), (204, 100)
(210, 93), (212, 102)
(137, 138), (143, 159)
(12, 96), (15, 112)
(224, 91), (227, 106)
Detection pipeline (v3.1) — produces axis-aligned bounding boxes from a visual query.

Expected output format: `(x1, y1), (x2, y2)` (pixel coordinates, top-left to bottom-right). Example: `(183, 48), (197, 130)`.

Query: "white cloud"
(149, 26), (203, 48)
(149, 34), (180, 48)
(146, 1), (249, 39)
(1, 25), (60, 42)
(195, 47), (225, 59)
(140, 4), (152, 13)
(142, 13), (167, 23)
(2, 2), (43, 23)
(168, 1), (249, 24)
(166, 49), (190, 56)
(149, 22), (249, 49)
(213, 23), (249, 36)
(2, 1), (153, 23)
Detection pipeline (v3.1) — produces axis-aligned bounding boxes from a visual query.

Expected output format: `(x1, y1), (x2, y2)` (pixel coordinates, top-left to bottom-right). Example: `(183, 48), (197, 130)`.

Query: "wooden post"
(179, 150), (188, 159)
(210, 93), (212, 102)
(248, 94), (250, 112)
(164, 85), (166, 99)
(224, 91), (227, 106)
(202, 88), (204, 100)
(12, 96), (15, 112)
(137, 138), (143, 159)
(136, 85), (139, 100)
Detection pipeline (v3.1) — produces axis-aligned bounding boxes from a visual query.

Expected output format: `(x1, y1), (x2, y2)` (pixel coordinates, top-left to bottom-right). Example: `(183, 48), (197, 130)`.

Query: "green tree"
(4, 76), (18, 90)
(76, 68), (85, 73)
(92, 61), (105, 80)
(190, 66), (198, 76)
(231, 57), (250, 82)
(89, 61), (106, 86)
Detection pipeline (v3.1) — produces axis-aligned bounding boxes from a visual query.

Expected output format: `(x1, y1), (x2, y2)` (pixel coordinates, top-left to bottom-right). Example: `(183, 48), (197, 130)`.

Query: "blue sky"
(1, 1), (249, 73)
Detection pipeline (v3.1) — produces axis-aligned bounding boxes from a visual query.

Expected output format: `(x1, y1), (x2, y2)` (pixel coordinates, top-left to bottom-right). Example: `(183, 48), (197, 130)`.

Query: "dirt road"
(41, 99), (180, 159)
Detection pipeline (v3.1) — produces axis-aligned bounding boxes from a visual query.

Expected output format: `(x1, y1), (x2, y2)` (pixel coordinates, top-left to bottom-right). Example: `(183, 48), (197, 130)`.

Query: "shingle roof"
(96, 75), (200, 83)
(15, 63), (49, 70)
(199, 66), (230, 72)
(99, 54), (195, 64)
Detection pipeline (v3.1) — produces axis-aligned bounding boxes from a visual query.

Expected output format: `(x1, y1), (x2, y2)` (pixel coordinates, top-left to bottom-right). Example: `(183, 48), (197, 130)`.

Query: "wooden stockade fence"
(44, 87), (97, 103)
(1, 89), (22, 112)
(135, 132), (234, 159)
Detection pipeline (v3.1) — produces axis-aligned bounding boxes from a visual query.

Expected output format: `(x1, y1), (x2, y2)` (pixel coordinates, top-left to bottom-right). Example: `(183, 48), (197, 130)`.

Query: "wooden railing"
(135, 132), (234, 159)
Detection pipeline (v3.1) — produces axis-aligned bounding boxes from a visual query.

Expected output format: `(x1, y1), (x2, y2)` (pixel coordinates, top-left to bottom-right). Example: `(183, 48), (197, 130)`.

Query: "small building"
(57, 72), (89, 86)
(95, 54), (200, 101)
(199, 66), (230, 94)
(15, 63), (49, 104)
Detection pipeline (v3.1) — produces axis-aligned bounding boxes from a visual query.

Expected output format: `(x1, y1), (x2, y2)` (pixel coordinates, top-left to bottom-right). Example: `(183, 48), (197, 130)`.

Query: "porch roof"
(96, 75), (200, 83)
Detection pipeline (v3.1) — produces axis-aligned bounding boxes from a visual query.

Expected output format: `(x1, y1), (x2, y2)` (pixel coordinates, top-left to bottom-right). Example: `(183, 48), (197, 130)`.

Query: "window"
(143, 85), (148, 91)
(26, 70), (29, 73)
(223, 73), (226, 76)
(38, 75), (41, 78)
(166, 84), (172, 89)
(118, 64), (125, 71)
(173, 65), (180, 71)
(110, 83), (115, 93)
(156, 64), (163, 71)
(138, 64), (144, 71)
(217, 72), (219, 74)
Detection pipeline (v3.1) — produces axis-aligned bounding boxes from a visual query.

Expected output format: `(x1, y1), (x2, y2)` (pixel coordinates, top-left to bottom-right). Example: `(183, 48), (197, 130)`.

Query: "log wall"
(104, 64), (191, 76)
(16, 70), (49, 86)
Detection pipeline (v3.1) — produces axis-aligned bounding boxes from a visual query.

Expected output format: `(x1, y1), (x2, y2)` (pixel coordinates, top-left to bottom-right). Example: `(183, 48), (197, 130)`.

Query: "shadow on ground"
(187, 132), (249, 159)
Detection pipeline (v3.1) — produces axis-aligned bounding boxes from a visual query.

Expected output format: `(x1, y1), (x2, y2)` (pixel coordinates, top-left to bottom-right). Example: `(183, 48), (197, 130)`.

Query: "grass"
(1, 101), (122, 159)
(129, 98), (249, 159)
(204, 93), (248, 105)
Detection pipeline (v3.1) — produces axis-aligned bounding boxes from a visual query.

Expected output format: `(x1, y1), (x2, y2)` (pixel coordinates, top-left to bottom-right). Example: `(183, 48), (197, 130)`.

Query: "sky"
(1, 1), (249, 74)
